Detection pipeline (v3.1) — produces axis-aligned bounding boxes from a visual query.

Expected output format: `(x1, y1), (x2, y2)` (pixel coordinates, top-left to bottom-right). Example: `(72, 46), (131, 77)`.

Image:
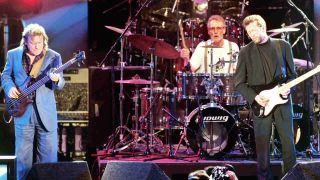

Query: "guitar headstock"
(73, 51), (86, 67)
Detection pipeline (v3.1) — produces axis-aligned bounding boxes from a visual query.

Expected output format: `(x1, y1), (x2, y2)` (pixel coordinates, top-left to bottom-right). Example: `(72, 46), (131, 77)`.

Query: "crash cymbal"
(268, 27), (299, 33)
(269, 22), (303, 37)
(105, 26), (132, 36)
(294, 58), (314, 69)
(115, 79), (160, 85)
(127, 34), (179, 59)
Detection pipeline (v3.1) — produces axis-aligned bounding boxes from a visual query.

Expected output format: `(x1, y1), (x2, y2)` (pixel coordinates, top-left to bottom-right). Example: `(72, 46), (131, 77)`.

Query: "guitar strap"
(29, 50), (46, 78)
(227, 40), (232, 73)
(274, 40), (290, 82)
(204, 41), (208, 73)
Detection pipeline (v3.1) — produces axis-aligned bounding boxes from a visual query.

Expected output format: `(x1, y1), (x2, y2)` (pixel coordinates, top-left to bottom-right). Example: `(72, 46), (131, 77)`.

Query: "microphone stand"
(287, 0), (319, 156)
(98, 0), (153, 153)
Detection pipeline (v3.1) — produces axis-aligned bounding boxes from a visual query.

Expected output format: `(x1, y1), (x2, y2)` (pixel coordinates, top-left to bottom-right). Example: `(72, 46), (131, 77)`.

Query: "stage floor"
(93, 145), (320, 180)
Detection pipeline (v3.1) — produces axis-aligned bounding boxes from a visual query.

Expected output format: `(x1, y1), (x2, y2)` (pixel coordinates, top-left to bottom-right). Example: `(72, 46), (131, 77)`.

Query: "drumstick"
(179, 20), (188, 49)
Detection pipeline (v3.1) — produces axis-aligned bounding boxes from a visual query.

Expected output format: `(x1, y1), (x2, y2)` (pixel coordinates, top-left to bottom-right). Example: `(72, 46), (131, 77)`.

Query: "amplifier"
(55, 68), (88, 112)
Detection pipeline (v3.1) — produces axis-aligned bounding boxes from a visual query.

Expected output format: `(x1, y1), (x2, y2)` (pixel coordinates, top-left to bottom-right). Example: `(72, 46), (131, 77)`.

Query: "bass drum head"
(186, 103), (237, 158)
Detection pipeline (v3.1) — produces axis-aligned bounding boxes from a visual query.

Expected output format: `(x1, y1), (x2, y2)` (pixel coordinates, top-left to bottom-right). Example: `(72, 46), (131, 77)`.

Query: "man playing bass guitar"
(1, 23), (65, 179)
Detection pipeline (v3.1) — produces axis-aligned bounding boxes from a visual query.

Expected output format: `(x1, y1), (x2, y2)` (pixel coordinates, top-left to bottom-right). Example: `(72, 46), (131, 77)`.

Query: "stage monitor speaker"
(101, 161), (169, 180)
(26, 161), (91, 180)
(282, 162), (320, 180)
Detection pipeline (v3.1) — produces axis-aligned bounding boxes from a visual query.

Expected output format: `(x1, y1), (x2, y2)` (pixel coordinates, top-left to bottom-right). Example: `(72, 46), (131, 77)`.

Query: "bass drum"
(186, 103), (238, 158)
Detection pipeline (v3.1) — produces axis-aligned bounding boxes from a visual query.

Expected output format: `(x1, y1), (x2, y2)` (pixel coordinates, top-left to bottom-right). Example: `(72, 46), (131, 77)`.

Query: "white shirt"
(189, 39), (239, 74)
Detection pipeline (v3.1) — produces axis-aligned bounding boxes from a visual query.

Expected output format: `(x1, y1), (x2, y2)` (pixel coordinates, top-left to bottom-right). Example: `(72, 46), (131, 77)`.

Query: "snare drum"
(214, 73), (246, 106)
(186, 103), (238, 158)
(176, 71), (210, 100)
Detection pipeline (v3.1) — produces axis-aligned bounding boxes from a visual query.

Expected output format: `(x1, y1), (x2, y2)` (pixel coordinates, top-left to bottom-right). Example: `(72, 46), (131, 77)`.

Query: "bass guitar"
(5, 51), (86, 117)
(252, 64), (320, 117)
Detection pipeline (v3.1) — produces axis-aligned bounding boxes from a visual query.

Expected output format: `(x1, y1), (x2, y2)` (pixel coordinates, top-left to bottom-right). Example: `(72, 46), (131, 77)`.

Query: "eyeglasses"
(208, 26), (225, 31)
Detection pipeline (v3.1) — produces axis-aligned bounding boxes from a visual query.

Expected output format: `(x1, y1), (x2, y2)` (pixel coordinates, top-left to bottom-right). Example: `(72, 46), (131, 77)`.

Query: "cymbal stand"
(144, 45), (156, 155)
(99, 0), (155, 153)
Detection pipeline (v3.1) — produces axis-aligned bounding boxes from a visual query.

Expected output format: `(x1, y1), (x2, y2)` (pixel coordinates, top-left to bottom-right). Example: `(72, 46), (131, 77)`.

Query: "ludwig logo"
(293, 113), (303, 120)
(203, 116), (229, 122)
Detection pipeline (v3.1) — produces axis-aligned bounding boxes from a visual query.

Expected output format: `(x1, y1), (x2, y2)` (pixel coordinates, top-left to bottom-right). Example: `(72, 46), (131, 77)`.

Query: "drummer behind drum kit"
(102, 25), (254, 158)
(102, 0), (313, 159)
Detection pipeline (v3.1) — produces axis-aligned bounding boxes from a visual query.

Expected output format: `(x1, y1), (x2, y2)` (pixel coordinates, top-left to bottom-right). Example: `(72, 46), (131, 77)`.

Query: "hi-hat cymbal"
(268, 27), (299, 33)
(127, 34), (179, 59)
(115, 79), (160, 85)
(105, 26), (133, 36)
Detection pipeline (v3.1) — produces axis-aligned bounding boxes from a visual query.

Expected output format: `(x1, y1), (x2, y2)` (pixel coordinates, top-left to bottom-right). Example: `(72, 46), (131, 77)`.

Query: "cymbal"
(105, 26), (132, 36)
(268, 27), (299, 33)
(152, 7), (189, 22)
(201, 45), (224, 48)
(127, 34), (179, 59)
(294, 58), (314, 69)
(269, 22), (303, 37)
(123, 66), (150, 70)
(92, 66), (150, 71)
(115, 79), (160, 85)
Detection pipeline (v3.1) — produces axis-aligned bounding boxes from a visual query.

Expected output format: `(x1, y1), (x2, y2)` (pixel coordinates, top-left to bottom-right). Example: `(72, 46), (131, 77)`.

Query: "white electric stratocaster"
(252, 64), (320, 117)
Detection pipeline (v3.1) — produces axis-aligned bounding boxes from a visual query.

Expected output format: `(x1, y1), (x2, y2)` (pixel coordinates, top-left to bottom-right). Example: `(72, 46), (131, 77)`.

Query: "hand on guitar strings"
(254, 94), (269, 107)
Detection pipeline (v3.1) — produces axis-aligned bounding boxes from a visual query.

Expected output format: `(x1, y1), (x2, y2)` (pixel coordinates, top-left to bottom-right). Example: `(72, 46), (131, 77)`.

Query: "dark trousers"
(253, 102), (296, 180)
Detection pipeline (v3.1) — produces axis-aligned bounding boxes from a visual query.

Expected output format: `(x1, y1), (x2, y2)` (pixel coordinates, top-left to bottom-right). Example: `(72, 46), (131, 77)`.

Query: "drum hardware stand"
(157, 108), (197, 160)
(232, 119), (249, 156)
(99, 0), (153, 153)
(270, 122), (281, 158)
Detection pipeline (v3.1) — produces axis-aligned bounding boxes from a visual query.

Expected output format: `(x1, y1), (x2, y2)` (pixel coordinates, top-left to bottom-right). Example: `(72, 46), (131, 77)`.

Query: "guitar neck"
(281, 66), (320, 91)
(21, 57), (77, 96)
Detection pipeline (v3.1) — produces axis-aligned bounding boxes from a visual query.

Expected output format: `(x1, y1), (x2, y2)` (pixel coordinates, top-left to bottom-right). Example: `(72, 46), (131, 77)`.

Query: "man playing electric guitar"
(234, 15), (297, 180)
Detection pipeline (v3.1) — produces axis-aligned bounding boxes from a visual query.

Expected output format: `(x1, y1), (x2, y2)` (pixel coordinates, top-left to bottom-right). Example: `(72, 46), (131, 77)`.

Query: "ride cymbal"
(127, 34), (179, 59)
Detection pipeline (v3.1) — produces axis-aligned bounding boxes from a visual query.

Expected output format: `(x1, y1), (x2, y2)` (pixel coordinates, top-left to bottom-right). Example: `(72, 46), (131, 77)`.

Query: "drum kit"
(101, 0), (252, 159)
(102, 24), (255, 158)
(102, 0), (314, 159)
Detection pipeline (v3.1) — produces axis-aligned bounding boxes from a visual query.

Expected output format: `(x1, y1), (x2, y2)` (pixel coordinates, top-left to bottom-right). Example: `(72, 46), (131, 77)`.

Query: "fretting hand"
(49, 72), (60, 82)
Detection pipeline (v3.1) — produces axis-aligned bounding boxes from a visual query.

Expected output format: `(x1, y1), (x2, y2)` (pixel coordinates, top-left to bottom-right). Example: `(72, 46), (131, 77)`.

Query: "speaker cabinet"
(55, 68), (88, 112)
(101, 161), (169, 180)
(26, 161), (91, 180)
(282, 162), (320, 180)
